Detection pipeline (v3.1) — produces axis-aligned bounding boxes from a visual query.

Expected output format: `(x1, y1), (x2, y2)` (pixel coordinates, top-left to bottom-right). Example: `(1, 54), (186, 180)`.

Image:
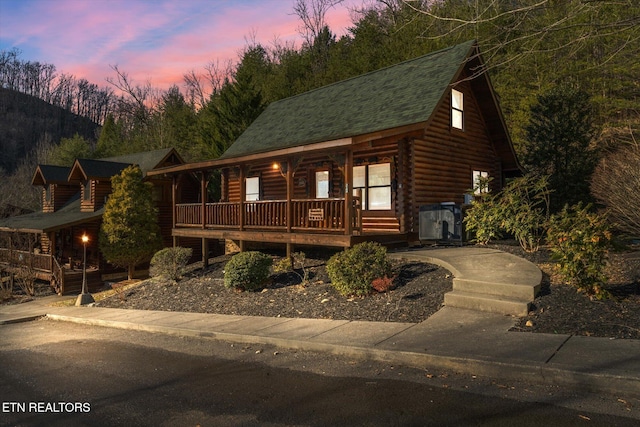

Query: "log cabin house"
(0, 148), (195, 295)
(149, 40), (521, 263)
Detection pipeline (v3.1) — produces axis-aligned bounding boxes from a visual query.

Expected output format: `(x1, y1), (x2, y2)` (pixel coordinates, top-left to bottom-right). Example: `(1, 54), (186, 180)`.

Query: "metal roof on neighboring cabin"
(220, 40), (476, 160)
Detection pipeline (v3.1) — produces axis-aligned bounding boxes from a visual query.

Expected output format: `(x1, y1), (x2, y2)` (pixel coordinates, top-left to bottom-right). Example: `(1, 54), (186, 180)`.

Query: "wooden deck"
(173, 198), (407, 249)
(0, 248), (103, 295)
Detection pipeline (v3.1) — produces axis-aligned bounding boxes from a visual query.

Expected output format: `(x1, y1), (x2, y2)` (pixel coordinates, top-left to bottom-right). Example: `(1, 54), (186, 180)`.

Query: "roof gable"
(31, 165), (71, 186)
(101, 147), (182, 175)
(221, 40), (476, 160)
(68, 158), (131, 182)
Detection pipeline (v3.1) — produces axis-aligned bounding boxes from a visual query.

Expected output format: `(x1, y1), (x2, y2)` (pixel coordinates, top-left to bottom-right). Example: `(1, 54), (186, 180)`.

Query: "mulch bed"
(97, 255), (453, 323)
(5, 242), (639, 340)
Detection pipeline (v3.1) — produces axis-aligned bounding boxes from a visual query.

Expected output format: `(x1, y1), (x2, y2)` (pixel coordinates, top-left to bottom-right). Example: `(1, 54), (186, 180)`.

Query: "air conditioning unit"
(419, 203), (463, 242)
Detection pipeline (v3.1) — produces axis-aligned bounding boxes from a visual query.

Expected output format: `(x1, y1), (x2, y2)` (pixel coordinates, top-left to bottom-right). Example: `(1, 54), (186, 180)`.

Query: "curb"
(45, 313), (640, 399)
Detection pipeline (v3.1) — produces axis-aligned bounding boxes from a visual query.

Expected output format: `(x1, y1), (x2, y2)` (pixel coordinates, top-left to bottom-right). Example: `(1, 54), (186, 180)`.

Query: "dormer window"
(44, 185), (52, 202)
(451, 88), (464, 130)
(83, 180), (92, 201)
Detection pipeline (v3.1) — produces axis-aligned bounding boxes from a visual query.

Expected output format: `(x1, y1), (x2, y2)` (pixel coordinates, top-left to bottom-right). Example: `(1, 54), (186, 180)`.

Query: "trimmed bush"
(224, 251), (272, 291)
(327, 242), (391, 297)
(547, 203), (612, 299)
(149, 247), (193, 281)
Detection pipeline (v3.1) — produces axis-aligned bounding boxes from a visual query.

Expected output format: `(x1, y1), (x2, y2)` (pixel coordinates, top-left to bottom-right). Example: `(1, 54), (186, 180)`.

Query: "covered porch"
(150, 136), (411, 260)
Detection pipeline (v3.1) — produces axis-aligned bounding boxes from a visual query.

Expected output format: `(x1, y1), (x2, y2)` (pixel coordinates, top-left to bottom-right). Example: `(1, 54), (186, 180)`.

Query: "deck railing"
(0, 248), (53, 272)
(175, 198), (361, 232)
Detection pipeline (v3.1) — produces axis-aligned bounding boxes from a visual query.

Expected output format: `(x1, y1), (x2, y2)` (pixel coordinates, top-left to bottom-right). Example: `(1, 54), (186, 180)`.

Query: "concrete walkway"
(1, 247), (639, 399)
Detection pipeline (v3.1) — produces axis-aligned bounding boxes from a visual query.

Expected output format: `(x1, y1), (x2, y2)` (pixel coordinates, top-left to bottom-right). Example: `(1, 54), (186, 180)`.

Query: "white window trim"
(245, 176), (260, 201)
(353, 163), (392, 211)
(473, 170), (489, 195)
(452, 88), (464, 130)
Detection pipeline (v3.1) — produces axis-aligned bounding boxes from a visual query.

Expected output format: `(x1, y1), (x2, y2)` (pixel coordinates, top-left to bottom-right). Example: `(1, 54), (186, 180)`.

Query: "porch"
(172, 197), (408, 250)
(0, 248), (102, 295)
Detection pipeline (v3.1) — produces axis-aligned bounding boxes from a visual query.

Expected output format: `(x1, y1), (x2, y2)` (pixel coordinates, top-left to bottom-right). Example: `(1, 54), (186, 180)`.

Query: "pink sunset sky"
(0, 0), (368, 91)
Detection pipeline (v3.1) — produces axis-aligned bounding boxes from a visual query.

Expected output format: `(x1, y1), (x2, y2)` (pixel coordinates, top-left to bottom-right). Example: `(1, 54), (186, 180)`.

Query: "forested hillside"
(1, 0), (638, 220)
(0, 88), (99, 175)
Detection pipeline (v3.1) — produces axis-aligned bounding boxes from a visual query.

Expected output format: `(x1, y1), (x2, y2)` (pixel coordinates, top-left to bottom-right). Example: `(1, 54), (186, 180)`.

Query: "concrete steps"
(443, 269), (541, 317)
(390, 247), (542, 317)
(444, 288), (531, 317)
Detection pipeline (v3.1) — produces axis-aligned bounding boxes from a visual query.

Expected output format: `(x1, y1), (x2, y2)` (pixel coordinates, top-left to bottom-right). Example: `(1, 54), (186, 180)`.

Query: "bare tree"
(591, 135), (640, 236)
(397, 0), (640, 78)
(293, 0), (344, 47)
(183, 59), (232, 109)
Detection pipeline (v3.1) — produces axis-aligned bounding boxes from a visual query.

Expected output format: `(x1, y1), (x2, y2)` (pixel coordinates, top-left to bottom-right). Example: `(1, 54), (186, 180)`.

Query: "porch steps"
(444, 286), (531, 317)
(390, 247), (542, 317)
(361, 217), (400, 232)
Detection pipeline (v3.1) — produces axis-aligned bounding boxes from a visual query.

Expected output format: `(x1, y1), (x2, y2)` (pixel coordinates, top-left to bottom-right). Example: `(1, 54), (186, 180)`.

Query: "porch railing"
(175, 197), (361, 232)
(0, 248), (53, 272)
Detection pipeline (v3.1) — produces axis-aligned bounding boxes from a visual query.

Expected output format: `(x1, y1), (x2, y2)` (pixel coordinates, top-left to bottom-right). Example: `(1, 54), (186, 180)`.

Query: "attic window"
(451, 89), (464, 130)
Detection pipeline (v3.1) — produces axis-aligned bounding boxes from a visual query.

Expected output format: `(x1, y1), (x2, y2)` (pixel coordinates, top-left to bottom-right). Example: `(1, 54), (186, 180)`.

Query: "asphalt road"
(0, 319), (638, 427)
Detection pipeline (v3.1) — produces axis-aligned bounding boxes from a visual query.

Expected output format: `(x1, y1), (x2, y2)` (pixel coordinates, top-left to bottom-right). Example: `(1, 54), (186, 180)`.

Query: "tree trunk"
(128, 264), (134, 281)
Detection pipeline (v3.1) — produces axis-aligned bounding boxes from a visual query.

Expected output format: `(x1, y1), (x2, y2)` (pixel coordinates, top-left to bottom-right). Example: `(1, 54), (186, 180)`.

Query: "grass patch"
(48, 279), (147, 307)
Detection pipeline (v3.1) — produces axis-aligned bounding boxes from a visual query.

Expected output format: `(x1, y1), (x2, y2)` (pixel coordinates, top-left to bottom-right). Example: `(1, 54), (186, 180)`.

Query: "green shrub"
(498, 175), (550, 252)
(547, 203), (612, 299)
(149, 247), (193, 281)
(463, 195), (502, 245)
(224, 251), (272, 291)
(327, 242), (391, 297)
(272, 252), (309, 284)
(464, 174), (550, 251)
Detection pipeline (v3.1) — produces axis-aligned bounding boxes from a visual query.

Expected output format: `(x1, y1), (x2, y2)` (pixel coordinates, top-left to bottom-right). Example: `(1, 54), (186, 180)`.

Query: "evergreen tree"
(99, 165), (162, 279)
(48, 133), (93, 166)
(95, 114), (123, 158)
(523, 84), (598, 212)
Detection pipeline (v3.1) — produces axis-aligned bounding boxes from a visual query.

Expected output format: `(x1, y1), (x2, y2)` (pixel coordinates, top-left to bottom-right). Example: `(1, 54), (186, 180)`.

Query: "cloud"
(0, 0), (362, 91)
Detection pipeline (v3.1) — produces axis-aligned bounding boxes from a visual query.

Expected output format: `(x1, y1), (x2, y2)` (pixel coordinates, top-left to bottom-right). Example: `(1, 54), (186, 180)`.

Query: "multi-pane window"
(245, 176), (260, 201)
(451, 88), (464, 130)
(353, 163), (392, 210)
(473, 170), (489, 194)
(315, 170), (329, 198)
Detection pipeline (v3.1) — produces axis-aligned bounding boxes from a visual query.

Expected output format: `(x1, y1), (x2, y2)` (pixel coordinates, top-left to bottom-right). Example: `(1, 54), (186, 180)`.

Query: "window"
(44, 185), (52, 202)
(473, 170), (489, 194)
(245, 176), (260, 201)
(451, 88), (464, 130)
(83, 181), (91, 201)
(315, 171), (329, 199)
(353, 163), (392, 210)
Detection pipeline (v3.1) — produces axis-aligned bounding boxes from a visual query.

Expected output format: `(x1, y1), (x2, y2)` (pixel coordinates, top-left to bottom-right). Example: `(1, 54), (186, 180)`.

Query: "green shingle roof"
(32, 165), (72, 186)
(102, 147), (176, 175)
(220, 40), (476, 160)
(72, 159), (131, 180)
(0, 196), (103, 233)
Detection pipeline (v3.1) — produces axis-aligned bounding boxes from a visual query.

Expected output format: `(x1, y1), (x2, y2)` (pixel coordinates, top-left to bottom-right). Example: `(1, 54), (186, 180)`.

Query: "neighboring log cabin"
(0, 148), (194, 295)
(149, 40), (521, 262)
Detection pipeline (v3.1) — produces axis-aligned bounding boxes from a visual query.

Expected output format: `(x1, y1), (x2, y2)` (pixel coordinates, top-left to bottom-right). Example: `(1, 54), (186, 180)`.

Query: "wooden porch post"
(171, 175), (177, 229)
(202, 238), (209, 268)
(200, 171), (207, 229)
(238, 166), (246, 252)
(172, 175), (177, 247)
(344, 150), (353, 236)
(286, 158), (293, 259)
(239, 167), (246, 232)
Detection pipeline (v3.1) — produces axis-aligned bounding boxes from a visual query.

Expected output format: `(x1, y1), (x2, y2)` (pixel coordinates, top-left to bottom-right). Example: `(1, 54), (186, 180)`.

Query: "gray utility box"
(419, 203), (463, 242)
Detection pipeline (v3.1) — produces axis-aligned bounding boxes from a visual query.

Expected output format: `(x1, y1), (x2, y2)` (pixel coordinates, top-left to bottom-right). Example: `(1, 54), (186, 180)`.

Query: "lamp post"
(75, 234), (95, 306)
